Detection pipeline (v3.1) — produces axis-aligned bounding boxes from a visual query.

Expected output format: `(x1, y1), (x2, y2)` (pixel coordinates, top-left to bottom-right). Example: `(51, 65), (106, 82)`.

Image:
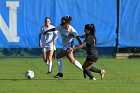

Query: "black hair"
(85, 24), (95, 36)
(44, 17), (51, 22)
(85, 24), (96, 44)
(60, 16), (72, 26)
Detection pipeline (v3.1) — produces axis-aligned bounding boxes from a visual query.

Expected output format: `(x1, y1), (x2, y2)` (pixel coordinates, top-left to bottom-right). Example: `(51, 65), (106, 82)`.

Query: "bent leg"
(90, 66), (101, 73)
(66, 52), (83, 70)
(82, 61), (95, 79)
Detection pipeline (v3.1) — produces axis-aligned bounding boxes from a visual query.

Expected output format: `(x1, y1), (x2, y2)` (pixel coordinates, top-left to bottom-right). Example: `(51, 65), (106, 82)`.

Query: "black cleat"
(47, 71), (52, 74)
(54, 73), (63, 78)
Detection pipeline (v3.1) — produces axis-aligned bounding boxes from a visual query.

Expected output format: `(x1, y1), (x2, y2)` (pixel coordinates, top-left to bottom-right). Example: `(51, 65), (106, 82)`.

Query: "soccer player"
(39, 17), (58, 74)
(44, 16), (83, 78)
(69, 24), (105, 80)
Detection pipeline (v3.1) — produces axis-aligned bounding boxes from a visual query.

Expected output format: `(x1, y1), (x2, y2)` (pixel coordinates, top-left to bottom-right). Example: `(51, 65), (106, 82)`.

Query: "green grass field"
(0, 58), (140, 93)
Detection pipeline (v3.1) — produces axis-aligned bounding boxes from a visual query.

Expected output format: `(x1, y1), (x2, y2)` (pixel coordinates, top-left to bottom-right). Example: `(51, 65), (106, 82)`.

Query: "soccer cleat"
(54, 73), (63, 78)
(90, 77), (96, 80)
(100, 70), (105, 79)
(47, 71), (52, 74)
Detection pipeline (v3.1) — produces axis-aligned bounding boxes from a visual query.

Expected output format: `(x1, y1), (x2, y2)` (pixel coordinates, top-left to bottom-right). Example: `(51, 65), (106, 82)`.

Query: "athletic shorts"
(86, 55), (98, 63)
(63, 42), (74, 53)
(86, 49), (98, 62)
(42, 44), (56, 52)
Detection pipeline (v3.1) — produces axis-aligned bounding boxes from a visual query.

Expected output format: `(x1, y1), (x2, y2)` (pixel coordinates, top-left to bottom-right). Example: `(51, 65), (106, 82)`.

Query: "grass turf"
(0, 58), (140, 93)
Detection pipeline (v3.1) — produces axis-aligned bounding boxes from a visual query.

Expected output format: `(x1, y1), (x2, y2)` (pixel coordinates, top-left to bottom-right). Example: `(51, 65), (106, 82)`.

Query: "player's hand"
(53, 40), (56, 45)
(69, 47), (73, 51)
(68, 33), (74, 37)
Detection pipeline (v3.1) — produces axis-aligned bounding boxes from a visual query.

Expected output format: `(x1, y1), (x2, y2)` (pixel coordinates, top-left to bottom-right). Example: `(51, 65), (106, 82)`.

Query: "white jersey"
(55, 25), (78, 47)
(40, 25), (57, 47)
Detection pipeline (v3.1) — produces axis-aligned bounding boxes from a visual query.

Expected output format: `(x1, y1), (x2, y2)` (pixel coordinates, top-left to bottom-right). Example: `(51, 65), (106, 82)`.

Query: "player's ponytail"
(61, 16), (72, 26)
(67, 16), (72, 23)
(85, 24), (95, 37)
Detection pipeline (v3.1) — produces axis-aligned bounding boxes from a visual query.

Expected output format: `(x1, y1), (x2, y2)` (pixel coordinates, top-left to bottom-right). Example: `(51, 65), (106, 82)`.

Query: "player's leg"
(66, 52), (83, 71)
(82, 61), (96, 80)
(87, 55), (105, 79)
(46, 49), (54, 74)
(46, 44), (56, 74)
(90, 66), (105, 79)
(87, 55), (101, 73)
(42, 48), (48, 64)
(54, 50), (67, 78)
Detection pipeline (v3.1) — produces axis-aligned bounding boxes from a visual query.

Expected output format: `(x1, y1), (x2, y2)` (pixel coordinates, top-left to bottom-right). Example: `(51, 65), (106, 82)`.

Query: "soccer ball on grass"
(25, 70), (34, 79)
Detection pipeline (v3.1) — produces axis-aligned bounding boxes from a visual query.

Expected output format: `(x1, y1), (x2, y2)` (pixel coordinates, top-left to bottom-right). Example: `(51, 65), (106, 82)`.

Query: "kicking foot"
(90, 77), (96, 80)
(54, 73), (63, 78)
(47, 71), (52, 74)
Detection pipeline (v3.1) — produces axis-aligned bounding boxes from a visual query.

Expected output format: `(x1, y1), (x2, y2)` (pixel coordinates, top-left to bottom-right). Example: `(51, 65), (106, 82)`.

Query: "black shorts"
(86, 49), (98, 62)
(86, 55), (98, 63)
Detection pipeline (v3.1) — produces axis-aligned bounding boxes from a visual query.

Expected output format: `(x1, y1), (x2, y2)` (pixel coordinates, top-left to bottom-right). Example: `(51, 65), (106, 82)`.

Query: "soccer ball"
(25, 70), (34, 79)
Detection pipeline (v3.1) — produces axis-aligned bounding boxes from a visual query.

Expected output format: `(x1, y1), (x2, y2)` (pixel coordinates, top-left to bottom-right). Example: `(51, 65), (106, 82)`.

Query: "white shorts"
(42, 45), (56, 52)
(63, 42), (74, 52)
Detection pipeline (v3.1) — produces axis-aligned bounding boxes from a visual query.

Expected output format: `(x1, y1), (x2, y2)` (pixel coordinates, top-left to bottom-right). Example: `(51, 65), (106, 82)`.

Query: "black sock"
(83, 71), (86, 78)
(90, 66), (101, 73)
(83, 68), (94, 79)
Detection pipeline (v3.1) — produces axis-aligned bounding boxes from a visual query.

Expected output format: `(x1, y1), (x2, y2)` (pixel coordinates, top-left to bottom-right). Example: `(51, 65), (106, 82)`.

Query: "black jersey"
(84, 34), (98, 62)
(84, 34), (96, 50)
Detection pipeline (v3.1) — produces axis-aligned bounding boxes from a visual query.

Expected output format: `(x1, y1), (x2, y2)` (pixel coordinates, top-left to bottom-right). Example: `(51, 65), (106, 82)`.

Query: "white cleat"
(100, 70), (105, 80)
(90, 77), (96, 80)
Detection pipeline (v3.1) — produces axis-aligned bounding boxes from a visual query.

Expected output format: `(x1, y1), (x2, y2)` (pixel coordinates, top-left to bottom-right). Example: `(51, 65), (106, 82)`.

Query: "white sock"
(46, 60), (49, 65)
(48, 62), (52, 72)
(74, 60), (83, 71)
(57, 58), (62, 73)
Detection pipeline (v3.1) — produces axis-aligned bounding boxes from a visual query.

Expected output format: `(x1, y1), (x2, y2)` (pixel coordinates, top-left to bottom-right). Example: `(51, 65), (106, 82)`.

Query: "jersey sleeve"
(54, 30), (58, 34)
(71, 26), (78, 37)
(50, 25), (58, 34)
(83, 34), (90, 43)
(84, 34), (96, 47)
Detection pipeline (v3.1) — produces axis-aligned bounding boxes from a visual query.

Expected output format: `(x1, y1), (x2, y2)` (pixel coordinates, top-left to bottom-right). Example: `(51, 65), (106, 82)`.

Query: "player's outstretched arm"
(70, 42), (86, 51)
(76, 34), (86, 38)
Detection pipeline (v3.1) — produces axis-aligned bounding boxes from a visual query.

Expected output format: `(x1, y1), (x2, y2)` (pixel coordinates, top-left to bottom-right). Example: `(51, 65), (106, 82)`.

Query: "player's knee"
(70, 59), (75, 64)
(48, 55), (52, 60)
